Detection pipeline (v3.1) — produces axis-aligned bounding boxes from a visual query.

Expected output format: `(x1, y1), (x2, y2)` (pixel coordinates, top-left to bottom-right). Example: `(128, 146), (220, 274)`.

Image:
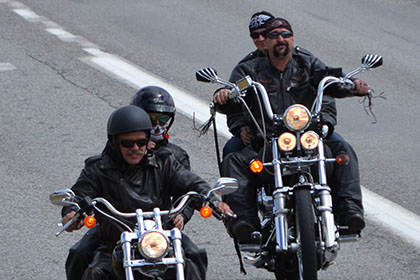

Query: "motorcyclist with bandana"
(64, 86), (196, 280)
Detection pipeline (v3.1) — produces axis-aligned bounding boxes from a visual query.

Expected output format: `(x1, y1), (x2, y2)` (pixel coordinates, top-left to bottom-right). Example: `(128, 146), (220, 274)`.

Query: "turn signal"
(84, 215), (96, 228)
(336, 153), (349, 165)
(250, 159), (263, 173)
(200, 206), (213, 218)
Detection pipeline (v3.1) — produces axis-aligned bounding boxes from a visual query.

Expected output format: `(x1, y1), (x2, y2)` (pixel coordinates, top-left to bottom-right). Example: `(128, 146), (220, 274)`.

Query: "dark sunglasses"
(149, 115), (170, 124)
(266, 31), (293, 40)
(119, 138), (148, 148)
(250, 32), (265, 39)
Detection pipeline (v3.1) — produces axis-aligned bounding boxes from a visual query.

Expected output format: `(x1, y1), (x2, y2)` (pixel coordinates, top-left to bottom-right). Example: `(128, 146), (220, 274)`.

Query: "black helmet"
(107, 105), (152, 137)
(130, 86), (176, 115)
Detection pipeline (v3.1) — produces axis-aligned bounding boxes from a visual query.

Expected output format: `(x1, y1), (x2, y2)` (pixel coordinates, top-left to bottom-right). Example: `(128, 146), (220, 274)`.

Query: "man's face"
(250, 27), (268, 52)
(118, 131), (148, 165)
(265, 27), (294, 59)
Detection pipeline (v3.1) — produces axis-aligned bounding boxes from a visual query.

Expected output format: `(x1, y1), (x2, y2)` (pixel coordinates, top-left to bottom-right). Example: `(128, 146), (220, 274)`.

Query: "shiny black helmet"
(130, 86), (176, 130)
(107, 105), (152, 138)
(130, 86), (176, 115)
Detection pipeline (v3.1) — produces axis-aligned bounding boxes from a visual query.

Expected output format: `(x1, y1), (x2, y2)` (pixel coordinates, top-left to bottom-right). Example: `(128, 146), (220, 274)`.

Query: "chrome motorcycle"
(50, 177), (238, 280)
(195, 54), (382, 280)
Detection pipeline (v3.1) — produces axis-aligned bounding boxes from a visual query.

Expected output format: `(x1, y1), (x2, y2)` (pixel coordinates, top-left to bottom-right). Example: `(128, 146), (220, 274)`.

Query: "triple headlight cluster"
(278, 105), (319, 151)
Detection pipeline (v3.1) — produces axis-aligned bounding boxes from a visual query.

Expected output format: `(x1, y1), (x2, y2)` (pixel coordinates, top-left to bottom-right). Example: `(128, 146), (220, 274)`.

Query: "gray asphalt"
(1, 0), (419, 279)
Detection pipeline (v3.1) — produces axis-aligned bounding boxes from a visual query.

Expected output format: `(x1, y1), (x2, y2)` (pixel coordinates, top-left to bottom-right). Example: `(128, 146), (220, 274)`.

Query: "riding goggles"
(149, 115), (170, 125)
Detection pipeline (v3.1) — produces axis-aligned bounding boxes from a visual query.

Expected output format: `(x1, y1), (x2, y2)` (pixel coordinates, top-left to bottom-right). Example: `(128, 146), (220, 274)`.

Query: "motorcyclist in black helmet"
(64, 88), (197, 279)
(61, 105), (233, 280)
(130, 86), (190, 170)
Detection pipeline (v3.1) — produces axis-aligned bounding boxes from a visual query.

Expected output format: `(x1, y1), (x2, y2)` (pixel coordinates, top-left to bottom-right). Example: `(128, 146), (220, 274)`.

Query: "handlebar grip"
(55, 218), (75, 236)
(341, 79), (355, 90)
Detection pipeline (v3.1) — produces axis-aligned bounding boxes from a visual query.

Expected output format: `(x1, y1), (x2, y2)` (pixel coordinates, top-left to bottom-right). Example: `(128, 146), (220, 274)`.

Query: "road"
(1, 0), (419, 279)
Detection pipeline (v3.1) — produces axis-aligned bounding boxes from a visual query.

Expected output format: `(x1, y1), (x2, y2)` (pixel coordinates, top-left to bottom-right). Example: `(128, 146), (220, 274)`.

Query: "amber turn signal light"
(84, 215), (96, 228)
(250, 159), (263, 173)
(336, 153), (349, 165)
(200, 206), (213, 218)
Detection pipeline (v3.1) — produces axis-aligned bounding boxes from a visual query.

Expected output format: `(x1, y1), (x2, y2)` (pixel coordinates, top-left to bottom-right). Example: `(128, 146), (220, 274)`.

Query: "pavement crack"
(26, 52), (116, 108)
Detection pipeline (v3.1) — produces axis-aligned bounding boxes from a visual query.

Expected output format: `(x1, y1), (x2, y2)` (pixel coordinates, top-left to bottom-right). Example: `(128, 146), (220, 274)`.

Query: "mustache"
(126, 150), (146, 156)
(275, 42), (287, 47)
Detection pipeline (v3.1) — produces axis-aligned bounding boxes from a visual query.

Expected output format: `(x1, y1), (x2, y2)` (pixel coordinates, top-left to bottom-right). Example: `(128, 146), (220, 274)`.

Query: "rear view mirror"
(345, 54), (383, 79)
(211, 177), (238, 195)
(195, 67), (218, 83)
(50, 189), (76, 206)
(361, 54), (383, 69)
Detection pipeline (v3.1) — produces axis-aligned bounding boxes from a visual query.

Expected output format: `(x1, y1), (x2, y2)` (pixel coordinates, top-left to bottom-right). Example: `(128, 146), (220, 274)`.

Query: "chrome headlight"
(138, 231), (169, 260)
(300, 131), (319, 150)
(283, 105), (311, 131)
(278, 132), (297, 151)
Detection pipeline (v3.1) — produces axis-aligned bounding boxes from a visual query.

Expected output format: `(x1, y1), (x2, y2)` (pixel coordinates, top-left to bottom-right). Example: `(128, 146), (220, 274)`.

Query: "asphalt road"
(1, 0), (419, 279)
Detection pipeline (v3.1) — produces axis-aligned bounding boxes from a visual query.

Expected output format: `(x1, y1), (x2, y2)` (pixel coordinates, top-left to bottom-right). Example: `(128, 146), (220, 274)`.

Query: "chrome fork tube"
(171, 229), (185, 280)
(317, 139), (337, 248)
(272, 140), (288, 251)
(121, 232), (135, 280)
(317, 138), (327, 185)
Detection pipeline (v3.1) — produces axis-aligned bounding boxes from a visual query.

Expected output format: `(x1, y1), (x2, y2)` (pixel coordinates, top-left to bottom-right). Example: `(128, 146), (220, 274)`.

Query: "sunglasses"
(250, 32), (265, 39)
(149, 115), (170, 124)
(119, 138), (148, 148)
(266, 31), (293, 40)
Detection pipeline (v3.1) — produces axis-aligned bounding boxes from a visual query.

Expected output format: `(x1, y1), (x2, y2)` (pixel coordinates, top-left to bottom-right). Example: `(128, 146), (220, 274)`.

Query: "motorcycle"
(50, 177), (238, 280)
(195, 54), (383, 279)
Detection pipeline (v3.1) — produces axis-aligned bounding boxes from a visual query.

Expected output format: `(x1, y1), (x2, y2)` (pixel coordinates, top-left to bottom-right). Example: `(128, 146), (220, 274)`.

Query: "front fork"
(317, 139), (337, 249)
(171, 228), (185, 280)
(271, 141), (289, 252)
(272, 138), (337, 252)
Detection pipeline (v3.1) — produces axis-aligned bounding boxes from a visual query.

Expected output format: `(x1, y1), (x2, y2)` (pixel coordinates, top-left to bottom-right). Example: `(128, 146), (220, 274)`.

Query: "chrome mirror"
(49, 189), (76, 206)
(195, 67), (218, 83)
(210, 177), (238, 196)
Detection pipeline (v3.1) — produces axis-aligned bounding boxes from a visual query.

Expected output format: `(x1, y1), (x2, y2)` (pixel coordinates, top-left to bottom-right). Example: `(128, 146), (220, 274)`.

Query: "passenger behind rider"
(213, 16), (370, 242)
(63, 89), (220, 280)
(220, 11), (274, 158)
(130, 86), (191, 172)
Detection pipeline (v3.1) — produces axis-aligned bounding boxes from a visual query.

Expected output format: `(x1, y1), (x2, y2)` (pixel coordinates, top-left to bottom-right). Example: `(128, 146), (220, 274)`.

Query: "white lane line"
(46, 28), (77, 41)
(82, 48), (228, 134)
(9, 1), (420, 249)
(13, 8), (41, 22)
(0, 62), (17, 72)
(362, 187), (420, 246)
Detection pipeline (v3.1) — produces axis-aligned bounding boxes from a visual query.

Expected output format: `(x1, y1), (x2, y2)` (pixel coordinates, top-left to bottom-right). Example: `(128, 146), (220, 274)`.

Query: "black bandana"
(249, 13), (274, 33)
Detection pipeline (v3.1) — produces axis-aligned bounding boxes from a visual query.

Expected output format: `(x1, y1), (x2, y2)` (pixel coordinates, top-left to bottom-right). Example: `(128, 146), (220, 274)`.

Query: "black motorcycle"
(50, 177), (238, 280)
(195, 54), (382, 279)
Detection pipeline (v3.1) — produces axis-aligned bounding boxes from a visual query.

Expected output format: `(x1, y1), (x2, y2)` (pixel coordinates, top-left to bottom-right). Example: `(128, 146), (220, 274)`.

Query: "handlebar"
(92, 191), (202, 219)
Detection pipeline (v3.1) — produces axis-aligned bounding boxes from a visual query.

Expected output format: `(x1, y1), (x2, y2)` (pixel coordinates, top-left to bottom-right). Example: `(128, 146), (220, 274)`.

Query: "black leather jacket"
(64, 142), (210, 244)
(155, 140), (191, 171)
(219, 47), (344, 140)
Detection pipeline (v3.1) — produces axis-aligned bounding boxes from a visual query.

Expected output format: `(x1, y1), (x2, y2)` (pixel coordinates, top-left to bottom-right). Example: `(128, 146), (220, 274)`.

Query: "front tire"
(295, 187), (318, 280)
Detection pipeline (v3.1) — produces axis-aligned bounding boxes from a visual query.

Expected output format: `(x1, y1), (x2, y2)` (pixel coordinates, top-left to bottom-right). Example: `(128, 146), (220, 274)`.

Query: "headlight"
(278, 132), (297, 151)
(139, 231), (169, 260)
(283, 105), (311, 131)
(300, 131), (319, 150)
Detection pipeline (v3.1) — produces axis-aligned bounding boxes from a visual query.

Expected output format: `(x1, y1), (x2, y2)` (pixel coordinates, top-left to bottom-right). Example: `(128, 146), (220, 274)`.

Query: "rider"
(130, 85), (191, 171)
(64, 87), (194, 280)
(222, 11), (274, 158)
(61, 105), (233, 279)
(213, 17), (370, 242)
